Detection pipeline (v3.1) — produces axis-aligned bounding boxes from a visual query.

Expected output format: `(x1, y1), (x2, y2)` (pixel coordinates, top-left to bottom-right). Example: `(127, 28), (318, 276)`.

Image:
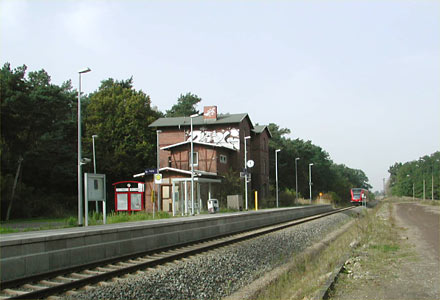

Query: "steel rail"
(1, 206), (355, 300)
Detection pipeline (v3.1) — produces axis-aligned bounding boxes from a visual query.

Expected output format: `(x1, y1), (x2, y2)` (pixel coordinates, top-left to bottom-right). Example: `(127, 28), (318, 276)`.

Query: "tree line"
(388, 152), (440, 199)
(1, 63), (372, 219)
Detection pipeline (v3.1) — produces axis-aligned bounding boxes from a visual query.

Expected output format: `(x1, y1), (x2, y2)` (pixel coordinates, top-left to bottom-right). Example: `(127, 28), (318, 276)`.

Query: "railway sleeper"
(22, 283), (47, 290)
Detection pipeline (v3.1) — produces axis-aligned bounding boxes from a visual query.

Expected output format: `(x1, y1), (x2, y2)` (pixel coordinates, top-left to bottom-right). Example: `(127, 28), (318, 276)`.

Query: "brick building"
(135, 106), (271, 214)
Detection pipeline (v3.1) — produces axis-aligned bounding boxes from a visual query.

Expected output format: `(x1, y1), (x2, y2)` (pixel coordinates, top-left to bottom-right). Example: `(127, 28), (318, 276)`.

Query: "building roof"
(252, 125), (272, 138)
(149, 113), (252, 128)
(161, 140), (238, 151)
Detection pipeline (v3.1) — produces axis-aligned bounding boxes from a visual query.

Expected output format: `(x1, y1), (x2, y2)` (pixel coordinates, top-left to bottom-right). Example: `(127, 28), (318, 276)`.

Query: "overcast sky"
(1, 0), (439, 191)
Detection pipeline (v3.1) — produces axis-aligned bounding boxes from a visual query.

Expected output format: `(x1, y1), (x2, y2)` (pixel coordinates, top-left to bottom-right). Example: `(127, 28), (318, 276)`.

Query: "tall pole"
(275, 149), (281, 208)
(244, 136), (251, 210)
(191, 117), (194, 215)
(157, 130), (162, 212)
(77, 67), (91, 226)
(190, 114), (198, 215)
(92, 135), (98, 174)
(295, 157), (300, 202)
(309, 163), (314, 204)
(92, 134), (98, 212)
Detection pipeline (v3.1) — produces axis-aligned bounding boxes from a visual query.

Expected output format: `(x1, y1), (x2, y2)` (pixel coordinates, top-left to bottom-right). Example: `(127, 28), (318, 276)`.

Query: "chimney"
(203, 106), (217, 121)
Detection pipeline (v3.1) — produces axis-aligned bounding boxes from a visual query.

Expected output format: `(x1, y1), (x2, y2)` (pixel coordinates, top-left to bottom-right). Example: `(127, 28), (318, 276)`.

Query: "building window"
(220, 154), (227, 164)
(192, 152), (199, 166)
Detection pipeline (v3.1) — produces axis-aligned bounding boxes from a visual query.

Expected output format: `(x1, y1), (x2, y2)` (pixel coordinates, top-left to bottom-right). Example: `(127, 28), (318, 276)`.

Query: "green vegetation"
(388, 152), (439, 199)
(165, 92), (201, 117)
(268, 123), (372, 206)
(370, 244), (399, 253)
(0, 227), (19, 234)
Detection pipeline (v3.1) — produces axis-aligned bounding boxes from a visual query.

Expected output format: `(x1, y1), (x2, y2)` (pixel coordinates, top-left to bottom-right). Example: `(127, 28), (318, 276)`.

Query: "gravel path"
(64, 209), (360, 300)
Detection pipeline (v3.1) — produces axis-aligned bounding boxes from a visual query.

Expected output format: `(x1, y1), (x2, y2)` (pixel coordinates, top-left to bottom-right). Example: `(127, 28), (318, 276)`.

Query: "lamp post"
(244, 136), (251, 210)
(309, 163), (314, 203)
(190, 114), (198, 215)
(295, 157), (300, 202)
(157, 130), (162, 212)
(275, 149), (281, 208)
(92, 134), (98, 212)
(77, 67), (91, 226)
(92, 135), (98, 174)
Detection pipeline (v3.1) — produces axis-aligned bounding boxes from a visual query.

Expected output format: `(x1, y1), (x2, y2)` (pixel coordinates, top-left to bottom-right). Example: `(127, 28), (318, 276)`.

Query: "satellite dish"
(247, 160), (255, 168)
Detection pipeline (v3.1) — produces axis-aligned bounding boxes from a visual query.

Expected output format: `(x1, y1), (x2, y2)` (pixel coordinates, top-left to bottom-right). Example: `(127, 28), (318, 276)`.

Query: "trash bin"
(207, 199), (219, 213)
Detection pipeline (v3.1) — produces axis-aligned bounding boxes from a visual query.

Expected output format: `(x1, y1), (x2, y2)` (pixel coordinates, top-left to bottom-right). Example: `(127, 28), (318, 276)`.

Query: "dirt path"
(329, 202), (440, 300)
(394, 202), (439, 258)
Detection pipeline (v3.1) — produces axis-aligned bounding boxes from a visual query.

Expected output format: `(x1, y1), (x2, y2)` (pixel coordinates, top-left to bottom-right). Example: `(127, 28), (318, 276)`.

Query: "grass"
(0, 227), (20, 234)
(0, 217), (68, 224)
(421, 199), (440, 206)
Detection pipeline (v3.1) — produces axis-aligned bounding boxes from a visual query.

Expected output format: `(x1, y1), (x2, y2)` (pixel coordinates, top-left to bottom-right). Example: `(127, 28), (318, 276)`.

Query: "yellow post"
(255, 191), (258, 211)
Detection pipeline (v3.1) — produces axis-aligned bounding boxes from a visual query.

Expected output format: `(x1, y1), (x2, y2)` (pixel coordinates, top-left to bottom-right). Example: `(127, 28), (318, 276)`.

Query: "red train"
(350, 188), (368, 205)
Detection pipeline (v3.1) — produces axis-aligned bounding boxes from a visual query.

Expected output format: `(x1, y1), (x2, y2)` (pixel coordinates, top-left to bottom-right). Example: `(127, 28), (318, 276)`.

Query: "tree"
(166, 92), (201, 117)
(1, 63), (77, 219)
(388, 152), (440, 199)
(266, 122), (372, 204)
(84, 78), (161, 207)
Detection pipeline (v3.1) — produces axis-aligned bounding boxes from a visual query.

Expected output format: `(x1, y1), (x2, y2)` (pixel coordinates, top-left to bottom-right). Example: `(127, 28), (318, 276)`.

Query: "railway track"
(0, 206), (355, 300)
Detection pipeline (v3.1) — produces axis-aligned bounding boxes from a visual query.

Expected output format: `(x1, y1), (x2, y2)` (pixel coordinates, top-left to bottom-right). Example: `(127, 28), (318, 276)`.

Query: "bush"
(279, 188), (298, 207)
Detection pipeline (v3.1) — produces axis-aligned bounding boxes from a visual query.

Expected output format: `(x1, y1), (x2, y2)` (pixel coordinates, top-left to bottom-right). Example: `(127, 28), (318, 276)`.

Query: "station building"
(136, 106), (271, 214)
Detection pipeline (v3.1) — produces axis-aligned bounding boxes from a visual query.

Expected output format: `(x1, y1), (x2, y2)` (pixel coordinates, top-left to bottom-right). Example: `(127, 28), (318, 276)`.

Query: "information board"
(117, 193), (128, 210)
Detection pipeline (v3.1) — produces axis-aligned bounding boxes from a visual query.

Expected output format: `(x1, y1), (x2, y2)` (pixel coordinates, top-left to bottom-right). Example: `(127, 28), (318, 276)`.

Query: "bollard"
(255, 191), (258, 211)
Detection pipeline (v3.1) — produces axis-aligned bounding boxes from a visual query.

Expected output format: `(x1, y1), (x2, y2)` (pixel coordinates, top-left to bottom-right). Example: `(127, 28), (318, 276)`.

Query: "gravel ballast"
(64, 208), (362, 300)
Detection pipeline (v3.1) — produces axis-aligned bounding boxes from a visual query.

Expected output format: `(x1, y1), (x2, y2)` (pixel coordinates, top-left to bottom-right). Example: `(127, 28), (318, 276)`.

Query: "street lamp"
(295, 157), (300, 202)
(275, 149), (281, 208)
(92, 134), (98, 212)
(309, 163), (314, 203)
(78, 67), (91, 226)
(92, 135), (98, 174)
(157, 130), (162, 212)
(244, 136), (251, 210)
(190, 113), (199, 215)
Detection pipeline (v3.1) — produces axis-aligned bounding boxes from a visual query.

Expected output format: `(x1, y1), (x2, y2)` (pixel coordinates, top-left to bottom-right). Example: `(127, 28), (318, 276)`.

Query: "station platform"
(0, 205), (332, 283)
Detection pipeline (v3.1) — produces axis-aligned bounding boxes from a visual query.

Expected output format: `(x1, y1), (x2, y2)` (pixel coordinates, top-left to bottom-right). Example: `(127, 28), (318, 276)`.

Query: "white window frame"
(192, 152), (199, 167)
(220, 154), (227, 164)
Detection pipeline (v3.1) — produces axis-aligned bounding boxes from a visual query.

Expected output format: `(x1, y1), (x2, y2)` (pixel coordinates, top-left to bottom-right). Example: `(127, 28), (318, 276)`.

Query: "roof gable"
(252, 125), (272, 138)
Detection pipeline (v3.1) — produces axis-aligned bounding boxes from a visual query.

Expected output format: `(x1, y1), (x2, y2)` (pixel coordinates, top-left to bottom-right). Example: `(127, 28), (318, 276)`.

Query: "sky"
(1, 0), (439, 191)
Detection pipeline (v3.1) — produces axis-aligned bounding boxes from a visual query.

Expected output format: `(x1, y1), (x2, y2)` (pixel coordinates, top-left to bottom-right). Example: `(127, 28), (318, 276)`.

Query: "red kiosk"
(113, 181), (145, 212)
